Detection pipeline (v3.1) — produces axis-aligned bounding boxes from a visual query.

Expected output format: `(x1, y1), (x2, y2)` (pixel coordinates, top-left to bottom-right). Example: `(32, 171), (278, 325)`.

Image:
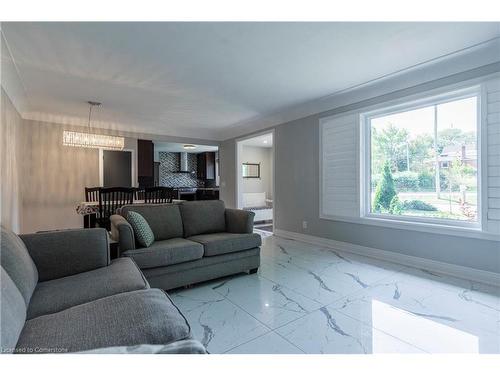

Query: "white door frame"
(235, 129), (275, 226)
(99, 148), (136, 187)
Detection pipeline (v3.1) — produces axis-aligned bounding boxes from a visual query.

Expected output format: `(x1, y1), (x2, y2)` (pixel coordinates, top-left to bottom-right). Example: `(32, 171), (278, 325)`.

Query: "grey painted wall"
(219, 138), (237, 207)
(219, 63), (500, 274)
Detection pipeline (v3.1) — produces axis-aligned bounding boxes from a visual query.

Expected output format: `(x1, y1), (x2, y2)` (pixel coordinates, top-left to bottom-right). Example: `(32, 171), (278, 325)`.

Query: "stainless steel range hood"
(177, 152), (194, 173)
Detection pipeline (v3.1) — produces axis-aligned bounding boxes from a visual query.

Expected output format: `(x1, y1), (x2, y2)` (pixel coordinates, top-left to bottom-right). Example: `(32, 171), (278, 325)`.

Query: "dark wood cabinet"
(153, 162), (160, 186)
(196, 189), (219, 200)
(197, 152), (215, 180)
(138, 139), (154, 177)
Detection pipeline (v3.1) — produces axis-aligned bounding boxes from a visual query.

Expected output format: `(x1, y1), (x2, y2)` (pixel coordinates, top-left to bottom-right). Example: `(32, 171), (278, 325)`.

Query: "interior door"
(103, 150), (132, 187)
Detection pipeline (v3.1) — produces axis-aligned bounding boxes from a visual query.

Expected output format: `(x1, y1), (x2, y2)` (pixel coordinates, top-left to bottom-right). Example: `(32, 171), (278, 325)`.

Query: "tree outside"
(370, 97), (478, 222)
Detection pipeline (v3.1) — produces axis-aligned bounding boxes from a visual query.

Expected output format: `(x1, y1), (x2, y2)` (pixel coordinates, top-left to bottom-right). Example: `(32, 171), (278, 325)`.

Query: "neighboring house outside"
(438, 144), (477, 169)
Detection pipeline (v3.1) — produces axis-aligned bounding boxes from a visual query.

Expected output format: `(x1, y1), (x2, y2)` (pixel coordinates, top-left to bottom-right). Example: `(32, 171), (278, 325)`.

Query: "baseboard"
(274, 229), (500, 287)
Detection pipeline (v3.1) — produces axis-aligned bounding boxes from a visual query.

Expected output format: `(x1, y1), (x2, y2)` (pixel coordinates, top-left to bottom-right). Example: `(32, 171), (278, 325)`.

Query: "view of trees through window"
(369, 96), (478, 222)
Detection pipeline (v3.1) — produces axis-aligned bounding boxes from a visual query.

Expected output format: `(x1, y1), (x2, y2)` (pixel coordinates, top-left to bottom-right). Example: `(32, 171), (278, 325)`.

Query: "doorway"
(100, 149), (134, 187)
(236, 131), (274, 236)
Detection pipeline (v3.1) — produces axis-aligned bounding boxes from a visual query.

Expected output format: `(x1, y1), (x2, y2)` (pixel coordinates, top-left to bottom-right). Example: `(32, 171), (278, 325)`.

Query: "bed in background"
(242, 192), (273, 223)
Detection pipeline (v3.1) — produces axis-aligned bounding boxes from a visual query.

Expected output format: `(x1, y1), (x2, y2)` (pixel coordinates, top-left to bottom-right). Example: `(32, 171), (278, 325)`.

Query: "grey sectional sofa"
(0, 226), (207, 354)
(111, 200), (261, 290)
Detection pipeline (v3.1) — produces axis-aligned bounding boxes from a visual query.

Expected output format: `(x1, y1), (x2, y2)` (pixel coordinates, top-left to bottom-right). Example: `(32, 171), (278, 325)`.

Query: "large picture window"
(363, 88), (481, 227)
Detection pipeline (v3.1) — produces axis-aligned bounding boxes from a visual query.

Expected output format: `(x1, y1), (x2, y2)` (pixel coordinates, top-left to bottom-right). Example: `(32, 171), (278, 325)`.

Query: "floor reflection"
(372, 299), (479, 353)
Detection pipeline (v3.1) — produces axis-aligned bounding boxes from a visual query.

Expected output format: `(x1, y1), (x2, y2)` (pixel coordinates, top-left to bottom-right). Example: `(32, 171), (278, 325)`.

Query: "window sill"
(320, 213), (498, 241)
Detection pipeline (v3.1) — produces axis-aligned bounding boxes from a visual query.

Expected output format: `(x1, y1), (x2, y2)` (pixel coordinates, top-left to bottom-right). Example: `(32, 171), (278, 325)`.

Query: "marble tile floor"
(170, 235), (500, 354)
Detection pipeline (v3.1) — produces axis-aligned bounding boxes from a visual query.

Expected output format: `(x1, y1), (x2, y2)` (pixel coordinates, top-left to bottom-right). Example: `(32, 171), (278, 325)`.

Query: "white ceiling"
(240, 133), (273, 148)
(2, 22), (500, 140)
(153, 141), (218, 153)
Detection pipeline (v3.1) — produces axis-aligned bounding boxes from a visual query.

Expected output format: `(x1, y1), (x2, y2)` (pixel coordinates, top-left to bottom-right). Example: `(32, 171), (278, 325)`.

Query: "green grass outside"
(371, 191), (478, 222)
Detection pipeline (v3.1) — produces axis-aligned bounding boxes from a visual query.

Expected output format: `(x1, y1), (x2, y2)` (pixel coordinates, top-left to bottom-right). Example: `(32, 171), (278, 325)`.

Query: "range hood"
(177, 152), (195, 173)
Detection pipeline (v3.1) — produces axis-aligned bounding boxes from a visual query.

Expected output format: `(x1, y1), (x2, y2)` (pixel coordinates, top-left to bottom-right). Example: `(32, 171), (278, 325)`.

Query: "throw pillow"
(127, 211), (155, 248)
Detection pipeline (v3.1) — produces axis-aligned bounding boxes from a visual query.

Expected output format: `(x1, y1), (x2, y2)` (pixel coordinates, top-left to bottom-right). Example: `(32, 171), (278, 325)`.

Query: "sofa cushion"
(20, 228), (109, 282)
(179, 200), (226, 237)
(16, 289), (193, 353)
(123, 238), (204, 269)
(121, 204), (183, 241)
(0, 226), (38, 306)
(1, 268), (27, 353)
(188, 232), (262, 257)
(26, 258), (149, 320)
(126, 211), (155, 247)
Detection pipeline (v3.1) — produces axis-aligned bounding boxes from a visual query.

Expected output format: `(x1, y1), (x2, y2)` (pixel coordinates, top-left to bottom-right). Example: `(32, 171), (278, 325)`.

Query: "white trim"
(480, 83), (489, 231)
(318, 213), (499, 241)
(361, 86), (481, 120)
(235, 129), (275, 230)
(99, 148), (135, 187)
(360, 85), (482, 229)
(274, 229), (500, 287)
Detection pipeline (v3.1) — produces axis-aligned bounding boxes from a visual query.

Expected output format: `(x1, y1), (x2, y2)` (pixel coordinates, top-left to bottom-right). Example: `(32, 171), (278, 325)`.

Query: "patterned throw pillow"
(127, 211), (155, 248)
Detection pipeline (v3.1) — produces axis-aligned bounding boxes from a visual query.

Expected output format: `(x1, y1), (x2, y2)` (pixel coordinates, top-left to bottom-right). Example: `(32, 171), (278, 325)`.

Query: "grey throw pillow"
(127, 211), (155, 248)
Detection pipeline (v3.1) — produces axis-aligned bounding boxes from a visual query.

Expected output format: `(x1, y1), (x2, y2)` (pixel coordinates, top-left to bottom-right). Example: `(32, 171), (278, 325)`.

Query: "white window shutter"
(486, 78), (500, 234)
(320, 113), (360, 220)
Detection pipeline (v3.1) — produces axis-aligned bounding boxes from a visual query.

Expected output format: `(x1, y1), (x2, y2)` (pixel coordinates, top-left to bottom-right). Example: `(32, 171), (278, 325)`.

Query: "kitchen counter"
(172, 187), (220, 201)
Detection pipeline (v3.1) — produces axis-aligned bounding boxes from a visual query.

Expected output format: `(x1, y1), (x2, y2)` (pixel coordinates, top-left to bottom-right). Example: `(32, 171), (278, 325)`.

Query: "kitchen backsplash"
(159, 152), (204, 188)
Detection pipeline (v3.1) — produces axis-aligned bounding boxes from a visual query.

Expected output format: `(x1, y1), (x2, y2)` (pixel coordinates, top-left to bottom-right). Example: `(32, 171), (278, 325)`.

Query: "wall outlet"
(302, 220), (308, 230)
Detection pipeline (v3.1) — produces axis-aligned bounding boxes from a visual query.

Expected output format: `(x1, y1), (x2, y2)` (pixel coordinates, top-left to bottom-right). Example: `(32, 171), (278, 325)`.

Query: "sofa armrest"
(20, 228), (110, 282)
(225, 208), (255, 234)
(110, 214), (136, 251)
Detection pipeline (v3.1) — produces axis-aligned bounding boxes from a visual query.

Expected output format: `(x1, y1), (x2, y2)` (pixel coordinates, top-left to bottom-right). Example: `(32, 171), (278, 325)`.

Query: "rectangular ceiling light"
(63, 130), (124, 150)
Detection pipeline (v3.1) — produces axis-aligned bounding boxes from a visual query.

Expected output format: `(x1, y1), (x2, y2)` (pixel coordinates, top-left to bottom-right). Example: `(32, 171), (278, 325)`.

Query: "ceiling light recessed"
(263, 140), (268, 144)
(183, 144), (196, 150)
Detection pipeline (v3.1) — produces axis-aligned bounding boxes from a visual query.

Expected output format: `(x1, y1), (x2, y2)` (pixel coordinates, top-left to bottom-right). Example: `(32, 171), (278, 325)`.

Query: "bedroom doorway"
(236, 131), (274, 236)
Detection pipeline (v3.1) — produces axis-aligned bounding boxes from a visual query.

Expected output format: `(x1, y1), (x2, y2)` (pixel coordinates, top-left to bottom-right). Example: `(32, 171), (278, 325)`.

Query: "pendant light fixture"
(62, 101), (124, 150)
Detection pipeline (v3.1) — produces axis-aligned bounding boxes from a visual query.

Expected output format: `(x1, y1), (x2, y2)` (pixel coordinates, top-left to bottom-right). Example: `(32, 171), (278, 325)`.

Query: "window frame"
(360, 85), (483, 231)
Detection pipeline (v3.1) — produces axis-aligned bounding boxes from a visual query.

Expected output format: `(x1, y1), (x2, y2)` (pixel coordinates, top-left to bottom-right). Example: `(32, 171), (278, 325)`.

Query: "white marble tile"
(265, 236), (405, 272)
(393, 266), (496, 294)
(318, 260), (399, 288)
(328, 277), (500, 353)
(413, 288), (500, 338)
(362, 298), (499, 353)
(225, 332), (304, 354)
(276, 306), (426, 354)
(260, 237), (345, 267)
(210, 274), (322, 329)
(262, 237), (402, 288)
(168, 235), (500, 354)
(258, 258), (362, 305)
(328, 276), (436, 324)
(170, 286), (270, 354)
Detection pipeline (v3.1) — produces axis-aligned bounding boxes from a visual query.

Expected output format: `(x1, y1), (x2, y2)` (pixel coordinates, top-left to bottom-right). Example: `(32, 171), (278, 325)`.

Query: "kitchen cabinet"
(153, 162), (160, 186)
(197, 152), (215, 180)
(138, 139), (154, 187)
(138, 139), (154, 177)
